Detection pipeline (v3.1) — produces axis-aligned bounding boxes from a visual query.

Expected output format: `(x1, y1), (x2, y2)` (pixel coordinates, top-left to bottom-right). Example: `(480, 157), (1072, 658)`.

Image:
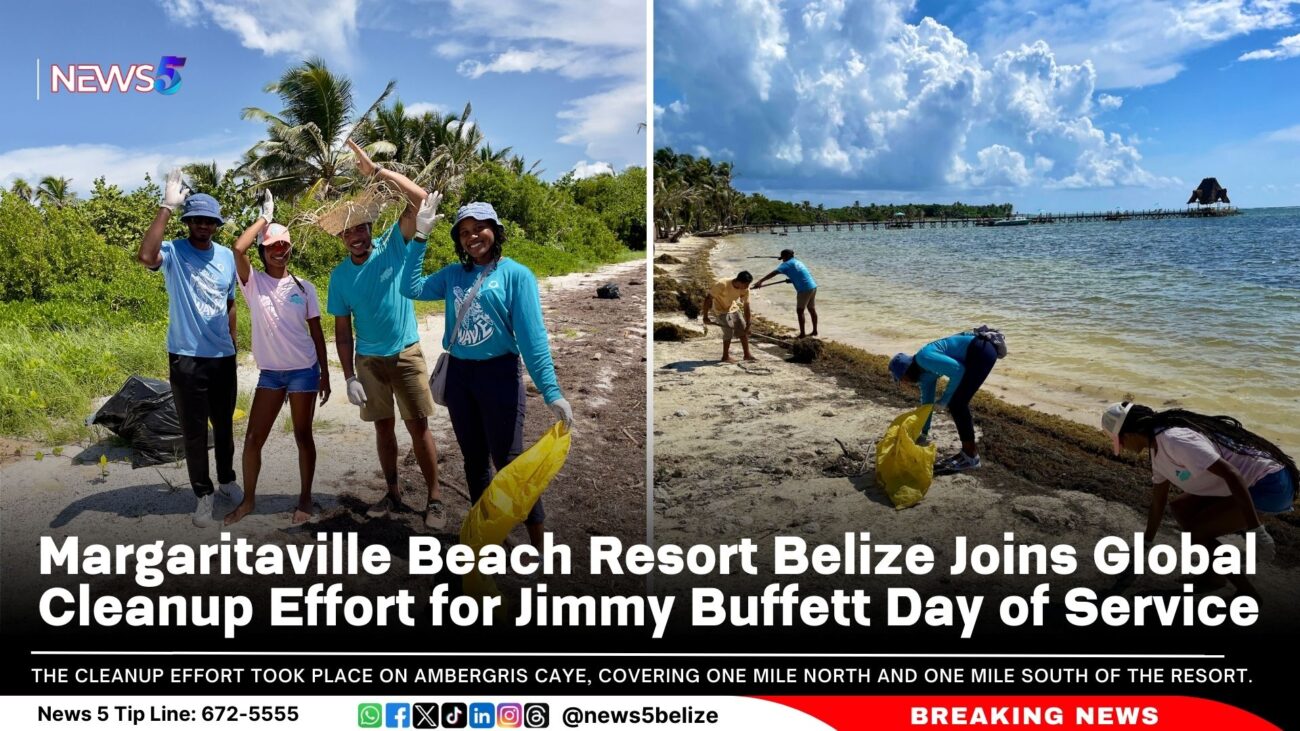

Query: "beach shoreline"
(652, 235), (1300, 601)
(716, 242), (1108, 433)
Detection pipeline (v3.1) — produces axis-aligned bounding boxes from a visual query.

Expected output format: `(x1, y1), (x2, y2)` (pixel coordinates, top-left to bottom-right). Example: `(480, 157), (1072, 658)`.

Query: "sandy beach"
(653, 236), (1300, 616)
(0, 259), (648, 624)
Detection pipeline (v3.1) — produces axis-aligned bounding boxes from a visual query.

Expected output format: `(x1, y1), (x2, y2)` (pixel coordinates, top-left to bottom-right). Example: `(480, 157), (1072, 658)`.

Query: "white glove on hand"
(415, 191), (443, 241)
(161, 169), (187, 211)
(258, 189), (274, 223)
(346, 376), (368, 407)
(548, 398), (574, 431)
(1249, 525), (1276, 563)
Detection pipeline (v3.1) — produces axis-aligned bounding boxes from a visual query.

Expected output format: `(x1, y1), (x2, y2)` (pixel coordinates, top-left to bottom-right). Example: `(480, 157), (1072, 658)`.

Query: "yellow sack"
(875, 405), (937, 509)
(459, 422), (572, 598)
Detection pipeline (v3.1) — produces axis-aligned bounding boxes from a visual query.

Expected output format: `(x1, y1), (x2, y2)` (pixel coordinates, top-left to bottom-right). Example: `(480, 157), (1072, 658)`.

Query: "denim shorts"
(256, 363), (320, 393)
(1250, 468), (1296, 514)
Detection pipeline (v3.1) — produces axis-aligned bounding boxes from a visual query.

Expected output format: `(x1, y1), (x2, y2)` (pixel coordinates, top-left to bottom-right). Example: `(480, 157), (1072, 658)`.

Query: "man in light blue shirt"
(137, 172), (243, 528)
(753, 248), (819, 337)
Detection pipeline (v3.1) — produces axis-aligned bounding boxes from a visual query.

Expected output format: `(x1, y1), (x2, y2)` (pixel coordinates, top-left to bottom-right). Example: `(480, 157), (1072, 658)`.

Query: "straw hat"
(314, 190), (386, 236)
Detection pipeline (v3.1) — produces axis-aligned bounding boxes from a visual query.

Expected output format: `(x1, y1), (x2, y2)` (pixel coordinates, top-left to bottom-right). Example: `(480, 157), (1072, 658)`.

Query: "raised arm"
(232, 191), (274, 286)
(400, 240), (449, 301)
(347, 139), (427, 242)
(138, 169), (187, 269)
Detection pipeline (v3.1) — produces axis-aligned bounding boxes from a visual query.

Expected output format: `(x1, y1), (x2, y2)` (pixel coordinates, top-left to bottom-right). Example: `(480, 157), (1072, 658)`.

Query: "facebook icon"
(386, 703), (411, 728)
(469, 703), (495, 728)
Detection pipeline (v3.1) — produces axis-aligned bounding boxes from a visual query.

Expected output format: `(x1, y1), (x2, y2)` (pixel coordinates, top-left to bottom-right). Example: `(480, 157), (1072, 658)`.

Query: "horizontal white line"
(32, 651), (1222, 659)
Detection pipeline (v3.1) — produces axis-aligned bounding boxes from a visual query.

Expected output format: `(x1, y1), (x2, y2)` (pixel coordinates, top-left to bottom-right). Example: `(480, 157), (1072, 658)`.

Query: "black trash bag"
(596, 282), (622, 299)
(90, 376), (207, 468)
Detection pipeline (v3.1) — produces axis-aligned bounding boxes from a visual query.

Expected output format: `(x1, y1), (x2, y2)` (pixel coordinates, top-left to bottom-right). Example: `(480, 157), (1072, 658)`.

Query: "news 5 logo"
(361, 702), (549, 728)
(47, 56), (186, 95)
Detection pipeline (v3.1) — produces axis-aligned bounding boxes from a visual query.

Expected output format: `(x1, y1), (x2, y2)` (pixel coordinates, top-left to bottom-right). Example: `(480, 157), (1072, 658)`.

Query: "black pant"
(444, 354), (544, 525)
(948, 338), (998, 445)
(168, 354), (237, 497)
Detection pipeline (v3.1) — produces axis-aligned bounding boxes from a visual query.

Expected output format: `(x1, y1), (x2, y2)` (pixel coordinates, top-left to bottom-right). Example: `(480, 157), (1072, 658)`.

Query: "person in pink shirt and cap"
(225, 191), (331, 525)
(1101, 401), (1295, 595)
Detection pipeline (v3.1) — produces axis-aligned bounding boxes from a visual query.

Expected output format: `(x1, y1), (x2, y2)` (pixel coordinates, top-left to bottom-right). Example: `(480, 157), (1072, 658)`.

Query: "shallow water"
(713, 208), (1300, 453)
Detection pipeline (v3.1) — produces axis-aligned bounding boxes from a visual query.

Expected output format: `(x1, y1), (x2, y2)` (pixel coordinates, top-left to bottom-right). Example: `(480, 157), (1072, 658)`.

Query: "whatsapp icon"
(358, 703), (382, 728)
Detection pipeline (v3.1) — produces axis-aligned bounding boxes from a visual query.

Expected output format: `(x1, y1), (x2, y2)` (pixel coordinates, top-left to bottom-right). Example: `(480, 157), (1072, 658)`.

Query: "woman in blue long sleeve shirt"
(889, 331), (1000, 473)
(402, 202), (573, 548)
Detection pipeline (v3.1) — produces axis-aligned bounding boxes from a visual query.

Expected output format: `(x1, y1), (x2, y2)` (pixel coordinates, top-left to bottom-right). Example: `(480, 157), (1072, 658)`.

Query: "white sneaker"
(193, 494), (217, 528)
(219, 481), (244, 505)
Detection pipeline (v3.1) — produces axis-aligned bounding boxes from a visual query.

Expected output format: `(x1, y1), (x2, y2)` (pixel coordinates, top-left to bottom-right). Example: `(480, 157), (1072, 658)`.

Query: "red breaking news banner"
(760, 695), (1281, 730)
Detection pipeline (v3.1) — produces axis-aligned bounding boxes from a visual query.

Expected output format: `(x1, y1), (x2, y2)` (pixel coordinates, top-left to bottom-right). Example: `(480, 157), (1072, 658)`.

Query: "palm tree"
(181, 161), (222, 193)
(240, 57), (396, 200)
(477, 143), (513, 167)
(506, 154), (544, 178)
(36, 176), (76, 208)
(8, 178), (33, 203)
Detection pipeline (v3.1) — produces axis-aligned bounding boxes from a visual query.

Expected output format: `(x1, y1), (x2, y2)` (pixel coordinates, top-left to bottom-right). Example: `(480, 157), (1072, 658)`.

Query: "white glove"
(415, 191), (443, 241)
(346, 376), (368, 407)
(258, 189), (274, 223)
(161, 169), (187, 211)
(1249, 525), (1276, 563)
(548, 398), (573, 430)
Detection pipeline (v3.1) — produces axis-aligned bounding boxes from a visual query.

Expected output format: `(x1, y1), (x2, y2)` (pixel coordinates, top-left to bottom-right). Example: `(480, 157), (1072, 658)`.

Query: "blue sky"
(655, 0), (1300, 212)
(0, 0), (647, 196)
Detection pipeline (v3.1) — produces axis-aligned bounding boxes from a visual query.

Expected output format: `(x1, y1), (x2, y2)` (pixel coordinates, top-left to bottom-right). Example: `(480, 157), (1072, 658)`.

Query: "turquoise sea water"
(712, 207), (1300, 453)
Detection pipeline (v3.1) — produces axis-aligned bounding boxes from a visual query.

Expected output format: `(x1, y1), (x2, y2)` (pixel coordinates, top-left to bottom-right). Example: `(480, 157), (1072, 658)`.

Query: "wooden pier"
(720, 207), (1239, 235)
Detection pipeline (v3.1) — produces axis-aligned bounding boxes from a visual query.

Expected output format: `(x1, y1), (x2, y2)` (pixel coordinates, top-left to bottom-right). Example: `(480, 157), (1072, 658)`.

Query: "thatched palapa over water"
(1187, 177), (1230, 206)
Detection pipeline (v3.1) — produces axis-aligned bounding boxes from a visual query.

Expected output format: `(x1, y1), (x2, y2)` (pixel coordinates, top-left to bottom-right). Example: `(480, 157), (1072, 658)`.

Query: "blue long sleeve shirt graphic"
(402, 242), (562, 404)
(914, 333), (975, 433)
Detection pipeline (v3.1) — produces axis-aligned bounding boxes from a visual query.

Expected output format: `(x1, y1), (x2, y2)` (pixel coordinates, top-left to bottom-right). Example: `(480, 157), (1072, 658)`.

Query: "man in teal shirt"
(753, 248), (819, 337)
(326, 140), (446, 529)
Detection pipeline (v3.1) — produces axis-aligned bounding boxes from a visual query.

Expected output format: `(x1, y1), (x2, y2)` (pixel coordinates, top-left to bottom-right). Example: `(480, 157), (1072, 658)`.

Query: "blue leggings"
(444, 354), (544, 525)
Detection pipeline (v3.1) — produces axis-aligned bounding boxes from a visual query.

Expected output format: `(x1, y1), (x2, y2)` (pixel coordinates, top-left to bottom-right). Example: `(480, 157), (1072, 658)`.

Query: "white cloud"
(968, 0), (1300, 88)
(454, 47), (636, 80)
(1239, 32), (1300, 60)
(557, 81), (646, 163)
(158, 0), (359, 64)
(968, 145), (1033, 187)
(403, 102), (446, 117)
(570, 160), (615, 179)
(0, 137), (252, 196)
(434, 0), (645, 169)
(656, 0), (1171, 193)
(1265, 124), (1300, 142)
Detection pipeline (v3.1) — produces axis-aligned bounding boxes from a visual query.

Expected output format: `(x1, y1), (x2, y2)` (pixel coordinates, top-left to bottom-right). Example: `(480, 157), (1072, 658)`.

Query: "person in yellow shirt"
(702, 271), (755, 362)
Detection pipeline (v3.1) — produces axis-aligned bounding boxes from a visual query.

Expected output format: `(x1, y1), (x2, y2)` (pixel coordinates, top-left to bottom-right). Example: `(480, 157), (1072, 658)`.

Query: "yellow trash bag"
(875, 404), (937, 510)
(460, 421), (572, 598)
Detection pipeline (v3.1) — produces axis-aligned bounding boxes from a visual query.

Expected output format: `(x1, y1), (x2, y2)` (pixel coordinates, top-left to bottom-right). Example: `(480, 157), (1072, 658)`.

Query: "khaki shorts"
(355, 343), (435, 422)
(714, 311), (747, 340)
(796, 287), (818, 310)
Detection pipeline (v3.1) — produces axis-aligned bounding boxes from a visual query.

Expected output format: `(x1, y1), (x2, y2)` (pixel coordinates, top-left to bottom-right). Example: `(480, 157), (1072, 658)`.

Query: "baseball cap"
(1100, 402), (1135, 455)
(180, 193), (223, 224)
(889, 353), (913, 382)
(261, 223), (291, 246)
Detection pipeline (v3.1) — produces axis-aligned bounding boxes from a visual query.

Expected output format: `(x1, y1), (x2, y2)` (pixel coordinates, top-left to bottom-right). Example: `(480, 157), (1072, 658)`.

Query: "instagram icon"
(497, 703), (522, 727)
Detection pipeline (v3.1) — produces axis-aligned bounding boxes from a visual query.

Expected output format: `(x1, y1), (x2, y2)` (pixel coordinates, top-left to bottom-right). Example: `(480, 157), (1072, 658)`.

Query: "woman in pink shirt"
(225, 192), (331, 525)
(1102, 402), (1296, 595)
